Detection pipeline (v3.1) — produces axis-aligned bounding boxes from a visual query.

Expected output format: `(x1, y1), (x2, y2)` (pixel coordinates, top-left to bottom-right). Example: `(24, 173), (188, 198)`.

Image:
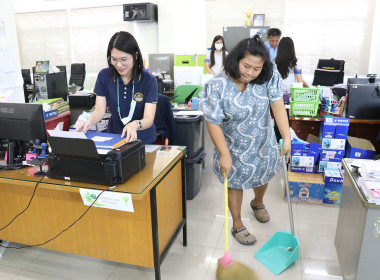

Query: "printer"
(47, 137), (145, 186)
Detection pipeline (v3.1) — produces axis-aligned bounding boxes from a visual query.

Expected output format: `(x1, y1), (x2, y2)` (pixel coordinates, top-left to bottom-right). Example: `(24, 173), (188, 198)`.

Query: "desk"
(289, 115), (380, 153)
(0, 148), (187, 280)
(335, 159), (380, 280)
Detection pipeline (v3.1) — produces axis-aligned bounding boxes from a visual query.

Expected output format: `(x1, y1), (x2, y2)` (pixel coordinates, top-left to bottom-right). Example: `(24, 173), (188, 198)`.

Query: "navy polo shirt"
(94, 68), (158, 144)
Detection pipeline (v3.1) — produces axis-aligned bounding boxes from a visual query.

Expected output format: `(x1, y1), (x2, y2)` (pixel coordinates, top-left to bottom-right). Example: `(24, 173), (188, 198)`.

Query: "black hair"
(107, 31), (144, 81)
(275, 37), (298, 79)
(224, 35), (273, 85)
(210, 35), (227, 68)
(267, 28), (282, 38)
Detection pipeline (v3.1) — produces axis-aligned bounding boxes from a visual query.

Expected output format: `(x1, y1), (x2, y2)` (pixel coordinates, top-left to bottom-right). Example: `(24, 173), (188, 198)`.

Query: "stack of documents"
(352, 159), (380, 204)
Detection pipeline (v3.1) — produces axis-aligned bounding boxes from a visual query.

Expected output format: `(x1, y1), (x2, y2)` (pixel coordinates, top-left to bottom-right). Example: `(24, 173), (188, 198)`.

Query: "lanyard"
(117, 78), (136, 125)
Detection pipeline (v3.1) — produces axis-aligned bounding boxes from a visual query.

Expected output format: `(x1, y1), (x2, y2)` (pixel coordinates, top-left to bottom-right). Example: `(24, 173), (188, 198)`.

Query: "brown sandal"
(231, 226), (256, 245)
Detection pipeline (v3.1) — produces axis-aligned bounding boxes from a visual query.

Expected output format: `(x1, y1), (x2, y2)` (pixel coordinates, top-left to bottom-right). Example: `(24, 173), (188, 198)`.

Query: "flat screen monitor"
(0, 103), (46, 169)
(346, 83), (380, 119)
(347, 78), (380, 85)
(46, 72), (68, 101)
(21, 69), (32, 85)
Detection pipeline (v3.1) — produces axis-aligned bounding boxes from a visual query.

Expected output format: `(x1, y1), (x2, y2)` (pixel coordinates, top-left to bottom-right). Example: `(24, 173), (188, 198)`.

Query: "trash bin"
(185, 148), (206, 200)
(174, 115), (203, 158)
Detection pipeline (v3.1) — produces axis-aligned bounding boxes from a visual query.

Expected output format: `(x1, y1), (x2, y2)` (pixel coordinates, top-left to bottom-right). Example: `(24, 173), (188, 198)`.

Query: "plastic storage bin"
(290, 87), (321, 117)
(185, 148), (206, 200)
(174, 115), (203, 158)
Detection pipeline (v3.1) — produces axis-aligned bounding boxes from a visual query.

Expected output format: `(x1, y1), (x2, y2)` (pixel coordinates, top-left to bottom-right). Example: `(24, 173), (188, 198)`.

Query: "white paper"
(145, 145), (160, 153)
(91, 136), (113, 142)
(47, 130), (87, 139)
(79, 189), (134, 212)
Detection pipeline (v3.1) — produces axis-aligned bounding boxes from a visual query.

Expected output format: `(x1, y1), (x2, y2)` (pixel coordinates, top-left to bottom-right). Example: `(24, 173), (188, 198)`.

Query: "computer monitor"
(347, 77), (380, 86)
(0, 103), (46, 169)
(21, 69), (32, 85)
(346, 83), (380, 119)
(46, 72), (68, 101)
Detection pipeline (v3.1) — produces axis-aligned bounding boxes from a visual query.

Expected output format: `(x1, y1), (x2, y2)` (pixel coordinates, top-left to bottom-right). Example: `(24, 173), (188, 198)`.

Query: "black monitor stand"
(1, 140), (27, 170)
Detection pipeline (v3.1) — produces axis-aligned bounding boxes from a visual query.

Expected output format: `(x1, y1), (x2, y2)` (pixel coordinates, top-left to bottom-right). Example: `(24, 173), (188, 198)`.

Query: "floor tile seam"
(105, 262), (120, 280)
(18, 267), (74, 280)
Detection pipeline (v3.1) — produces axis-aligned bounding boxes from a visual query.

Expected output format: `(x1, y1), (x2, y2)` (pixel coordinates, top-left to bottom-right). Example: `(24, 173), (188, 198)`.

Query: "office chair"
(69, 63), (86, 90)
(154, 94), (177, 145)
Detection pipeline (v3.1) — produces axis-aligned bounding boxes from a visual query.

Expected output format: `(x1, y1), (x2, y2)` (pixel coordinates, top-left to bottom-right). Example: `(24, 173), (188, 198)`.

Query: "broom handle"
(224, 174), (229, 252)
(280, 139), (295, 237)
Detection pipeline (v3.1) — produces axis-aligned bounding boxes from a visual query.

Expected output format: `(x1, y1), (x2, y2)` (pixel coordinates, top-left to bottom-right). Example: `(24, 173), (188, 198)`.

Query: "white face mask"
(215, 43), (223, 50)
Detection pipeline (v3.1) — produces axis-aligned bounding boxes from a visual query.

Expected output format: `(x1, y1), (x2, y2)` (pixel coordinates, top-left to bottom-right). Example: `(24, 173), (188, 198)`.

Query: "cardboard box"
(286, 171), (325, 204)
(323, 169), (344, 205)
(345, 136), (376, 159)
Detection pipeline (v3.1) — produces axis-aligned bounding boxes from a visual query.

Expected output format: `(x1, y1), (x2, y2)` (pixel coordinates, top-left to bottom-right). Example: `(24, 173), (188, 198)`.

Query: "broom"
(216, 175), (258, 280)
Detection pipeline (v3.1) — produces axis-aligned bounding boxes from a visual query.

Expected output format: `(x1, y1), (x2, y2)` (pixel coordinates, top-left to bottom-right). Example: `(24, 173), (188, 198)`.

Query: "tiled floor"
(0, 130), (344, 280)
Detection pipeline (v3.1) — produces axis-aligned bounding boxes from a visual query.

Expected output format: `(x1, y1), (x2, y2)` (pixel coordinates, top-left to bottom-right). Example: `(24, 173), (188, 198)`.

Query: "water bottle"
(192, 97), (199, 110)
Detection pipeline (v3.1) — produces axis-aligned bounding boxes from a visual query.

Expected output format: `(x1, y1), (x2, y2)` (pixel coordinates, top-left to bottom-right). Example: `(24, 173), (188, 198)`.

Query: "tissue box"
(286, 171), (324, 204)
(322, 138), (346, 150)
(307, 142), (321, 164)
(320, 117), (350, 139)
(323, 168), (344, 205)
(318, 158), (342, 173)
(291, 156), (314, 167)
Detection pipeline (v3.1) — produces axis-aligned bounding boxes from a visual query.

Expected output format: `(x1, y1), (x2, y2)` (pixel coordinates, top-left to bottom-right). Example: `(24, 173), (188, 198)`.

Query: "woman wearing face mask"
(204, 35), (228, 76)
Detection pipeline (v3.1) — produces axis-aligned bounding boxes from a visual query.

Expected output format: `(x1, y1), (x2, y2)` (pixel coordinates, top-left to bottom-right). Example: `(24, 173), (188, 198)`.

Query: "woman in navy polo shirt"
(76, 31), (158, 144)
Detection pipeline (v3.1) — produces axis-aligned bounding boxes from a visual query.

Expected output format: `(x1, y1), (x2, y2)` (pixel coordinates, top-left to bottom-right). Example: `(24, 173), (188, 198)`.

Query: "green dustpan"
(254, 139), (300, 275)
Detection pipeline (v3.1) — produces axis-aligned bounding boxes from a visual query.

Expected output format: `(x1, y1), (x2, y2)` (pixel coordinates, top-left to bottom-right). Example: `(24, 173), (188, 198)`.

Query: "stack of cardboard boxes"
(287, 117), (377, 205)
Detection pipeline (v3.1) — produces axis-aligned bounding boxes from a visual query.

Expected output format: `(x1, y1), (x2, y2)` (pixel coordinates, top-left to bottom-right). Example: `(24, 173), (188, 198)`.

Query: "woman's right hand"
(219, 152), (232, 180)
(75, 119), (92, 133)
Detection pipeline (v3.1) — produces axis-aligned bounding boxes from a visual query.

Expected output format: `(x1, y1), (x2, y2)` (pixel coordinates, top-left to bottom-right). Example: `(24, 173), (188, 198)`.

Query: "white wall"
(368, 0), (380, 75)
(0, 0), (24, 103)
(11, 0), (380, 89)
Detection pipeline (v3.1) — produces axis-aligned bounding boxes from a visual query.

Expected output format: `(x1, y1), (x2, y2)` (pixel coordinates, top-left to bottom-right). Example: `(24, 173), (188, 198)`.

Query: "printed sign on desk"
(79, 189), (134, 212)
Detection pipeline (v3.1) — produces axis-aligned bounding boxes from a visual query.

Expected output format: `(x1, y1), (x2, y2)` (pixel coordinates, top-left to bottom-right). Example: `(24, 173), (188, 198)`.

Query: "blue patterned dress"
(200, 70), (283, 189)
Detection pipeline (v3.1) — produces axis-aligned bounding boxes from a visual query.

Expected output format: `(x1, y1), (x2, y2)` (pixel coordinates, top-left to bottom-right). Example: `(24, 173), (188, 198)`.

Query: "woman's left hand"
(121, 121), (138, 143)
(281, 138), (291, 163)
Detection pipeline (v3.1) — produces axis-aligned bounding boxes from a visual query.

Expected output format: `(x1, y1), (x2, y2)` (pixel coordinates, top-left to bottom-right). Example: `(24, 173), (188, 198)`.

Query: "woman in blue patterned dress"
(200, 35), (291, 245)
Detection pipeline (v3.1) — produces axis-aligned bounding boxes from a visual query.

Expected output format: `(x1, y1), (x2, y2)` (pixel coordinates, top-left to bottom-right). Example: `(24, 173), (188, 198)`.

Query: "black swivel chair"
(69, 63), (86, 90)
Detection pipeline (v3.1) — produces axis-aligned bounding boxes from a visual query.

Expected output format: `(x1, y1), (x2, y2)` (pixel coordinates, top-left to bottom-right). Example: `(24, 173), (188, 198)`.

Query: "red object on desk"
(45, 111), (71, 136)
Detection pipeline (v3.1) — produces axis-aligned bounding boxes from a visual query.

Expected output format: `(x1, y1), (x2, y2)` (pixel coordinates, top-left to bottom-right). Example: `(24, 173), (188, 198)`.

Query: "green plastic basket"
(290, 101), (319, 117)
(290, 87), (321, 103)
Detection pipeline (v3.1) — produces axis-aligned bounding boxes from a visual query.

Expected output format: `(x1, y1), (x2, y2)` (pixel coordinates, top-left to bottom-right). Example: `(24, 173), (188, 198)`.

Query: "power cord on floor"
(0, 185), (116, 250)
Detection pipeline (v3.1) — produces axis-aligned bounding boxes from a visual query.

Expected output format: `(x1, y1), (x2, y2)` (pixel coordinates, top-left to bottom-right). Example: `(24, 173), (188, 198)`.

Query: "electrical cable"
(0, 185), (116, 250)
(0, 174), (45, 231)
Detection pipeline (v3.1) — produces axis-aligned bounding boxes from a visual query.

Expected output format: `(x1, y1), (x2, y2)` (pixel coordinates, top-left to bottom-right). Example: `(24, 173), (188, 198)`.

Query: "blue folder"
(85, 131), (124, 149)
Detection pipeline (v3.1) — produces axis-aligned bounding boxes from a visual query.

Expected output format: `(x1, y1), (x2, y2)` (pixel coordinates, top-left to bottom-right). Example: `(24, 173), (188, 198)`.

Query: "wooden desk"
(0, 148), (187, 280)
(289, 115), (380, 153)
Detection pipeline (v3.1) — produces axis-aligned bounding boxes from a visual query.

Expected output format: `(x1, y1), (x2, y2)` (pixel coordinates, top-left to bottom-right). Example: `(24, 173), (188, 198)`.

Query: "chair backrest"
(172, 85), (201, 103)
(69, 63), (86, 89)
(154, 93), (177, 145)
